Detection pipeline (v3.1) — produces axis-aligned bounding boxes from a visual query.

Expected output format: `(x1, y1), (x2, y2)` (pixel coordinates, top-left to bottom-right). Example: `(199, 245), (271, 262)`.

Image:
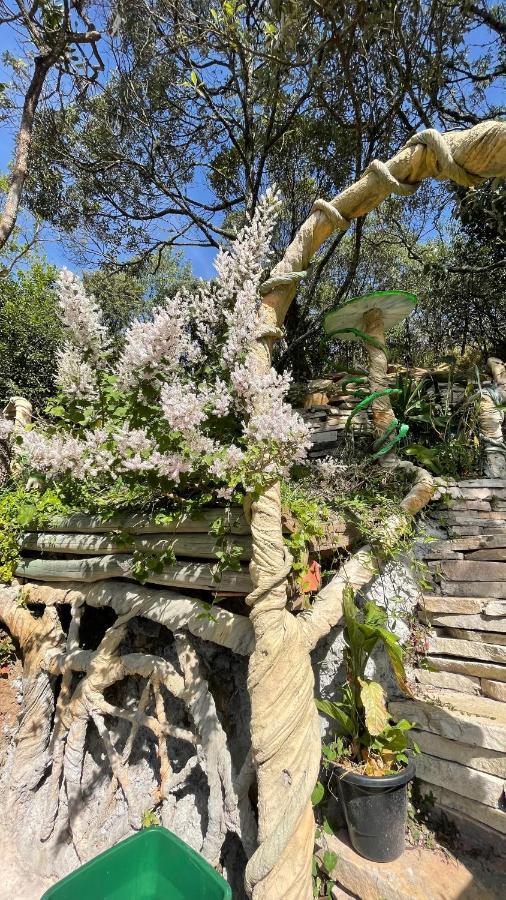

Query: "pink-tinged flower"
(56, 269), (109, 357)
(160, 380), (207, 432)
(151, 452), (190, 481)
(115, 295), (198, 389)
(56, 343), (98, 399)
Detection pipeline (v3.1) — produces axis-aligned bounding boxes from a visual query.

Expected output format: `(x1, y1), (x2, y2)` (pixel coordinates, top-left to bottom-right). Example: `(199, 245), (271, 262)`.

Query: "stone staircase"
(391, 478), (506, 845)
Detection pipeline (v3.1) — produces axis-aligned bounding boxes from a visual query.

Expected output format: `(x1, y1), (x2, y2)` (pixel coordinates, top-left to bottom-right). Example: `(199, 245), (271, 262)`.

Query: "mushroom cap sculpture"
(324, 290), (417, 452)
(324, 290), (416, 341)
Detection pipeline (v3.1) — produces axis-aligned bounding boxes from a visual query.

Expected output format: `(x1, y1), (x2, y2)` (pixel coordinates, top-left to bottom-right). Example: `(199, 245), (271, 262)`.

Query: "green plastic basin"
(40, 827), (232, 900)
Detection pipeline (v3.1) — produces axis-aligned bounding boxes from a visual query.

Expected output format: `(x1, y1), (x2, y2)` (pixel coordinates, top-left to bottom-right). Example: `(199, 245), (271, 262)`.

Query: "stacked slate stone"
(392, 478), (506, 846)
(290, 376), (372, 459)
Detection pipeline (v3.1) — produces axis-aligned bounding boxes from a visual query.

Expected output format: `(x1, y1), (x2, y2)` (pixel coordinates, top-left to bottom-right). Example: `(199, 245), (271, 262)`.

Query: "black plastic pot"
(333, 755), (415, 862)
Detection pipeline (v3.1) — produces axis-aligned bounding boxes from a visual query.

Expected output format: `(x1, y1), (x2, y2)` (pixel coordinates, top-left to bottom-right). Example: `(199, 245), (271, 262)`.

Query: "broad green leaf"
(316, 699), (354, 735)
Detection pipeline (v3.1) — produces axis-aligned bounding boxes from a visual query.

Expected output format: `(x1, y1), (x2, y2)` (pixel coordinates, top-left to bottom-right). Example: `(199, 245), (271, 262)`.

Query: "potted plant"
(317, 588), (418, 863)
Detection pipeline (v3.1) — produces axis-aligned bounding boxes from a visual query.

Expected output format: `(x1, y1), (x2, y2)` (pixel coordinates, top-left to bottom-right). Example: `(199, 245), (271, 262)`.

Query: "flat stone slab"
(466, 548), (506, 560)
(486, 600), (506, 616)
(448, 526), (506, 537)
(442, 512), (506, 525)
(320, 829), (497, 900)
(413, 730), (506, 777)
(423, 536), (506, 553)
(458, 479), (506, 489)
(390, 699), (506, 750)
(430, 614), (506, 633)
(442, 627), (506, 646)
(482, 680), (506, 702)
(417, 780), (506, 837)
(441, 581), (506, 598)
(428, 656), (506, 683)
(428, 635), (506, 662)
(431, 560), (506, 581)
(421, 595), (484, 614)
(414, 669), (481, 694)
(419, 688), (506, 724)
(414, 752), (505, 807)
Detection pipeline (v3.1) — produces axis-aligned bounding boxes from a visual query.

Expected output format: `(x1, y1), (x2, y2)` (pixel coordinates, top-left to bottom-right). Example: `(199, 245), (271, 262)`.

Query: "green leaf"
(311, 781), (325, 805)
(190, 70), (198, 86)
(316, 699), (354, 736)
(322, 850), (337, 875)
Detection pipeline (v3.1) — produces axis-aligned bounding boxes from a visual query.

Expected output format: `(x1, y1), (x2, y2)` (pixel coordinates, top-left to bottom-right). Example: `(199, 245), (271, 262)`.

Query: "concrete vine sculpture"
(0, 120), (505, 899)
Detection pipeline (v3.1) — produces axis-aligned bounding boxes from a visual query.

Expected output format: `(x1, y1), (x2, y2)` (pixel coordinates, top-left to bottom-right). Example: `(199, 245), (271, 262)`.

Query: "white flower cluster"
(56, 344), (98, 399)
(21, 191), (310, 493)
(115, 295), (200, 389)
(56, 269), (109, 356)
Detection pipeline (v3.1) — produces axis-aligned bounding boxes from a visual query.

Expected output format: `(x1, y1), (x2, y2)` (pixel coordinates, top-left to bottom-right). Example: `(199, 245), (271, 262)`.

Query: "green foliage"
(390, 371), (481, 477)
(317, 588), (417, 776)
(140, 809), (160, 828)
(0, 635), (16, 666)
(0, 485), (68, 582)
(0, 260), (61, 412)
(280, 481), (328, 576)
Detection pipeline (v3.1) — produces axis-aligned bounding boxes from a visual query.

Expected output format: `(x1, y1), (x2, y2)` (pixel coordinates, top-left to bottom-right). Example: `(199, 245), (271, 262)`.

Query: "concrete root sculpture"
(0, 585), (257, 863)
(479, 357), (506, 477)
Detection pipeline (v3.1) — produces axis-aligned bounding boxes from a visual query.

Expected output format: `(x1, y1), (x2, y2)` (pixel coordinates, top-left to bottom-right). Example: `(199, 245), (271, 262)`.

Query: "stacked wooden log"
(392, 478), (506, 844)
(14, 506), (357, 601)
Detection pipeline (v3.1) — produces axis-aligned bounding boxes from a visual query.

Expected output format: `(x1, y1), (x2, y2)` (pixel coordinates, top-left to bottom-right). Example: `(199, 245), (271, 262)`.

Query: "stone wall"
(392, 478), (506, 845)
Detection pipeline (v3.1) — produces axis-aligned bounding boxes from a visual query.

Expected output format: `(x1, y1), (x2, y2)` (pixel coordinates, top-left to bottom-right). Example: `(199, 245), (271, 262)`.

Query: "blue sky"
(0, 15), (503, 280)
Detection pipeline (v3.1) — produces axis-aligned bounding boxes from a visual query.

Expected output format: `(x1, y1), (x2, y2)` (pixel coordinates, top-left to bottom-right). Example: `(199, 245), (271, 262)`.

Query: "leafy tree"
(0, 259), (61, 411)
(0, 249), (194, 411)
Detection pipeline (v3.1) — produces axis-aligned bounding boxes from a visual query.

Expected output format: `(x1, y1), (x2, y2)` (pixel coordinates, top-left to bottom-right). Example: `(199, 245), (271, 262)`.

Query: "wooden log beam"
(39, 507), (250, 535)
(15, 555), (253, 594)
(20, 532), (253, 561)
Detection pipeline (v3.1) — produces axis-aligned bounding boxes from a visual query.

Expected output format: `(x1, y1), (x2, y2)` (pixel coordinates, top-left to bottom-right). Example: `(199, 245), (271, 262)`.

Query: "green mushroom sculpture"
(324, 290), (417, 458)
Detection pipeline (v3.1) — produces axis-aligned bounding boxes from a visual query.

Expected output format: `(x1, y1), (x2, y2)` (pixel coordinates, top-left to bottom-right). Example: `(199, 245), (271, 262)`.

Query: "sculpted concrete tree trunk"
(479, 357), (506, 477)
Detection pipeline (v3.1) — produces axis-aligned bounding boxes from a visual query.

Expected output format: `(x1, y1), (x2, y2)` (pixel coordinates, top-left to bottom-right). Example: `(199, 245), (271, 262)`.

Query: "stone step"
(414, 752), (505, 808)
(430, 614), (506, 633)
(390, 699), (506, 750)
(417, 780), (506, 837)
(428, 655), (506, 683)
(421, 595), (484, 614)
(413, 669), (481, 695)
(440, 627), (506, 646)
(427, 635), (506, 663)
(417, 688), (506, 724)
(413, 730), (506, 777)
(320, 828), (498, 900)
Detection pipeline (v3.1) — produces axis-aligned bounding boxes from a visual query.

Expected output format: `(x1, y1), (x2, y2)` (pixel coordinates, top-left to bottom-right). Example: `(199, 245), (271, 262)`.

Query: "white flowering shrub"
(17, 191), (310, 509)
